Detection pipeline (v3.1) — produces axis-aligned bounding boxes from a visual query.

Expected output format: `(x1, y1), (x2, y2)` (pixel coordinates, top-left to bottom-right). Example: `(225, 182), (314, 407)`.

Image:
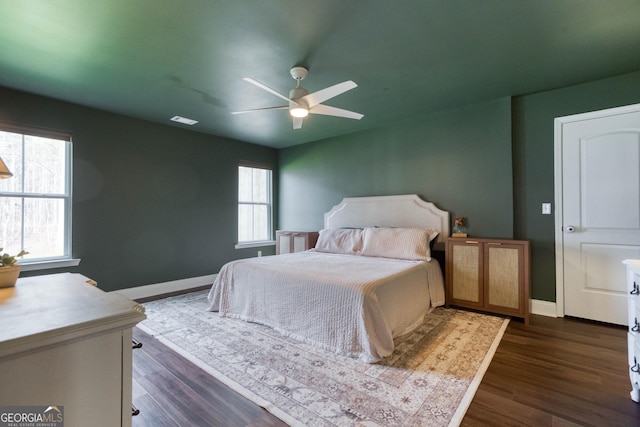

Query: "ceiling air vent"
(170, 116), (198, 125)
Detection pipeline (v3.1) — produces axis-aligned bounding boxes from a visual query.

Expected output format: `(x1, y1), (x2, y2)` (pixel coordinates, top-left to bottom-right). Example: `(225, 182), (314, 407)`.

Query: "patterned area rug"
(138, 290), (508, 427)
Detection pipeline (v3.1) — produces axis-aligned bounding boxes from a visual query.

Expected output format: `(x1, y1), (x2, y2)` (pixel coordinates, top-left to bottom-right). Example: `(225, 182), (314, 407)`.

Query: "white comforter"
(207, 251), (444, 363)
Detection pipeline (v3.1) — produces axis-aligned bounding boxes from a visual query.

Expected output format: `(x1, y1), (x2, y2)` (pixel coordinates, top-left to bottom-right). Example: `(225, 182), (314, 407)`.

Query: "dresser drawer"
(629, 270), (640, 295)
(629, 267), (640, 332)
(634, 336), (640, 381)
(630, 333), (639, 366)
(629, 333), (640, 388)
(630, 297), (640, 334)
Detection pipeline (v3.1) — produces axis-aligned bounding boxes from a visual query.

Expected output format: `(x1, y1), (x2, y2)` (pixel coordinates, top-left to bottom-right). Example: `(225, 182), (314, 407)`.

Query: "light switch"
(542, 203), (552, 214)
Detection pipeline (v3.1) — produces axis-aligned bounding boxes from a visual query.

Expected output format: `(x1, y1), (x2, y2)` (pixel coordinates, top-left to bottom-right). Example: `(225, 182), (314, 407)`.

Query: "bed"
(207, 194), (450, 363)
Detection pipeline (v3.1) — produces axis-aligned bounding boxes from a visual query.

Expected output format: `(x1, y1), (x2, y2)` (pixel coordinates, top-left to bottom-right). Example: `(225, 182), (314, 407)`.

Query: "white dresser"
(0, 273), (146, 426)
(625, 259), (640, 402)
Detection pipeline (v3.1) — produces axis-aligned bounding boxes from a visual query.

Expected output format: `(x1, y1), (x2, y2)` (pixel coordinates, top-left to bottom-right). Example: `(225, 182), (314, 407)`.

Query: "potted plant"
(0, 248), (29, 288)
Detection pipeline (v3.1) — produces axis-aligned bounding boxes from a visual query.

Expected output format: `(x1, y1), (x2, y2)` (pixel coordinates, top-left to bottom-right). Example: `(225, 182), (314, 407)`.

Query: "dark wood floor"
(132, 312), (640, 427)
(131, 327), (286, 427)
(463, 315), (640, 427)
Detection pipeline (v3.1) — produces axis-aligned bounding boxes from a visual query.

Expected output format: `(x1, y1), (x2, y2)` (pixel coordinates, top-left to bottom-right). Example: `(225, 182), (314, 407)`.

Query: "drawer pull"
(632, 357), (640, 373)
(632, 282), (640, 296)
(633, 319), (640, 333)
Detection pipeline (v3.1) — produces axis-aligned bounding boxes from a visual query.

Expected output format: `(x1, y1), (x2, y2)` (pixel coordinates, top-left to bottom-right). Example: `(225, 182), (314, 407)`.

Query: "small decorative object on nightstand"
(276, 231), (319, 254)
(452, 217), (467, 237)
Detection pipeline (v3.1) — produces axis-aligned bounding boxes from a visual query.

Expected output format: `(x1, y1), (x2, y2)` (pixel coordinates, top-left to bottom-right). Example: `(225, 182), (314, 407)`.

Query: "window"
(238, 164), (272, 245)
(0, 124), (73, 265)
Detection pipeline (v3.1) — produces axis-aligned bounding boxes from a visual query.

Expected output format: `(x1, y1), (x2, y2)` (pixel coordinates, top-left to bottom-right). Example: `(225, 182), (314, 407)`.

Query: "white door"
(555, 104), (640, 325)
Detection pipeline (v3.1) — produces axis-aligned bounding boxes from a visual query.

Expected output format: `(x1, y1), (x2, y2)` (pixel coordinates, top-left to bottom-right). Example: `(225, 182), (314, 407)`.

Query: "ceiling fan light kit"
(289, 106), (309, 118)
(232, 67), (363, 129)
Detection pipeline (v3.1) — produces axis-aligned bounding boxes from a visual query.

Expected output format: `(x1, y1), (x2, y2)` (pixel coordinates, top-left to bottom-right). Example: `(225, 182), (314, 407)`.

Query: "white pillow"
(361, 227), (439, 261)
(314, 228), (363, 255)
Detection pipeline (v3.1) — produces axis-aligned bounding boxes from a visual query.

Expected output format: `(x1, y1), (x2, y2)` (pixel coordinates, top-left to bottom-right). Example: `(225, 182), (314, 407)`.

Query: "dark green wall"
(279, 97), (513, 236)
(513, 70), (640, 301)
(0, 86), (278, 291)
(279, 71), (640, 304)
(3, 70), (640, 299)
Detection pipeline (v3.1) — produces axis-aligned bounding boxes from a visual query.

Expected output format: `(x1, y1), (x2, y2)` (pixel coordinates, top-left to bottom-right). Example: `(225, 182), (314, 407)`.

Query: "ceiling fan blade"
(231, 106), (288, 114)
(309, 104), (364, 120)
(243, 78), (297, 105)
(300, 81), (357, 108)
(292, 117), (304, 129)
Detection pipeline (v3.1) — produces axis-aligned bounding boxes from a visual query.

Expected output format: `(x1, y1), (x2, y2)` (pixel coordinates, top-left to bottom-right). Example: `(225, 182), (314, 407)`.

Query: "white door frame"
(554, 102), (640, 318)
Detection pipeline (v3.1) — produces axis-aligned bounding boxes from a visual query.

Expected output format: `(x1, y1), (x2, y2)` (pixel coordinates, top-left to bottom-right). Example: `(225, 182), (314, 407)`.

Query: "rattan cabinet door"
(446, 240), (484, 309)
(485, 242), (524, 314)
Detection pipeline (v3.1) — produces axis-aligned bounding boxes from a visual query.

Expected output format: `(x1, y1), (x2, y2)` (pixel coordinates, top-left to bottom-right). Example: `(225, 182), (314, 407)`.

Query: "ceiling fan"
(231, 67), (364, 129)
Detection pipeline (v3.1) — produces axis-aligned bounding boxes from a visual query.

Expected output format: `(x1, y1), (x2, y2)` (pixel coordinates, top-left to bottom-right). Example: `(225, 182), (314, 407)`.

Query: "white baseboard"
(530, 299), (557, 318)
(112, 274), (216, 300)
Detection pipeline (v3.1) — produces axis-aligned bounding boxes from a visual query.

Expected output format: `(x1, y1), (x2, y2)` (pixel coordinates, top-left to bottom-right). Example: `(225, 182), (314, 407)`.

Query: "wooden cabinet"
(445, 238), (530, 324)
(276, 230), (318, 254)
(624, 259), (640, 402)
(0, 273), (146, 426)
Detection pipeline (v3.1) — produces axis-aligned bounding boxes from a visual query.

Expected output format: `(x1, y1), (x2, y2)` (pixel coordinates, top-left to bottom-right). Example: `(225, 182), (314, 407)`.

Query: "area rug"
(138, 290), (509, 427)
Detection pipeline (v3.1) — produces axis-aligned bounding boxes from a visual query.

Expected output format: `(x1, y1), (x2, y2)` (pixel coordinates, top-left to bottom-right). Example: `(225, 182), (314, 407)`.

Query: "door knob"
(565, 225), (576, 233)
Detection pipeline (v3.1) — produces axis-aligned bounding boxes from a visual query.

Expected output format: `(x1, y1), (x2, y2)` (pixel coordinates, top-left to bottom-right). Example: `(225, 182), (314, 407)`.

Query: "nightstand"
(445, 237), (530, 324)
(275, 231), (319, 254)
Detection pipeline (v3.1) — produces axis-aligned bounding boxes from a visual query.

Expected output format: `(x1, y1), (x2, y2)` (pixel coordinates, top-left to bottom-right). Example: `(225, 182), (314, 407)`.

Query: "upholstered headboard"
(324, 194), (450, 245)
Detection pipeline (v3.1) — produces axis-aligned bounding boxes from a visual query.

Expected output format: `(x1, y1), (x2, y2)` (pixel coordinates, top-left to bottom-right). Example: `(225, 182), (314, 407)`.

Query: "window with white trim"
(238, 164), (272, 244)
(0, 124), (72, 263)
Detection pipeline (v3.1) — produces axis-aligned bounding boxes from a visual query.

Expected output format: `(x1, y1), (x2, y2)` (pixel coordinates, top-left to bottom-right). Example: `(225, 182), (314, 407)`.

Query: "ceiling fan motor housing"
(289, 86), (309, 101)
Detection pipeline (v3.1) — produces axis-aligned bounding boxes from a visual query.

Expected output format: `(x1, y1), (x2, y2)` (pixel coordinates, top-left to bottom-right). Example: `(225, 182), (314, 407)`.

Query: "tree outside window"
(0, 126), (72, 262)
(238, 165), (272, 243)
